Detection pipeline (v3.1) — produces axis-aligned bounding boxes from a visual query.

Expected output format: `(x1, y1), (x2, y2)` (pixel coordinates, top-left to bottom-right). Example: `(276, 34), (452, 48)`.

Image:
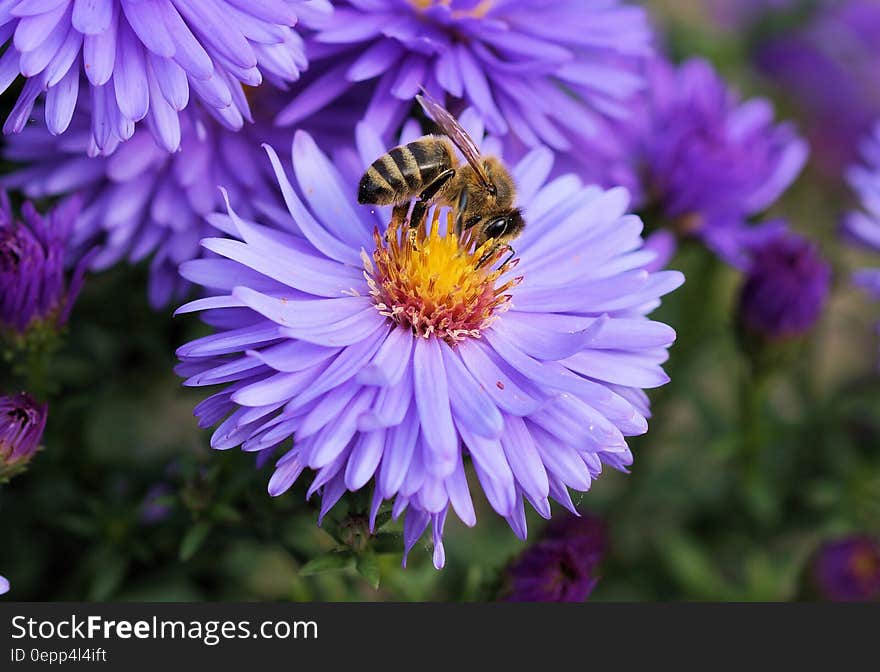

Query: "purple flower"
(843, 122), (880, 302)
(624, 58), (808, 268)
(3, 99), (293, 307)
(281, 0), (652, 178)
(175, 122), (682, 568)
(139, 482), (173, 525)
(755, 1), (880, 175)
(502, 513), (606, 602)
(0, 392), (48, 477)
(0, 575), (8, 595)
(0, 192), (89, 333)
(736, 229), (830, 341)
(811, 536), (880, 601)
(0, 0), (327, 153)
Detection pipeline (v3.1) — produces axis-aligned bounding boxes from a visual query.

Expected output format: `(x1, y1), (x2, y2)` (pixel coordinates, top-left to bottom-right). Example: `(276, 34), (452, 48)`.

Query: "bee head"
(479, 209), (525, 246)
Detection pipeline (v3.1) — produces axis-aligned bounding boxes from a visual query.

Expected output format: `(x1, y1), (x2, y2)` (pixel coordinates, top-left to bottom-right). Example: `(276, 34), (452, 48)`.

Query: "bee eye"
(484, 217), (508, 240)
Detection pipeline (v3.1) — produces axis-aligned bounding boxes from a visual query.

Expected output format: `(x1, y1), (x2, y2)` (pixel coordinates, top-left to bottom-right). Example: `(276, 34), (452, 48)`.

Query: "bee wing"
(416, 92), (493, 190)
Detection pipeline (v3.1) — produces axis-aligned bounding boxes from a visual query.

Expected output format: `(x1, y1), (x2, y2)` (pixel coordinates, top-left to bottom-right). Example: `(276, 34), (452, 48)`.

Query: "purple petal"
(440, 344), (503, 439)
(72, 0), (114, 34)
(413, 338), (458, 479)
(378, 406), (420, 498)
(344, 429), (385, 490)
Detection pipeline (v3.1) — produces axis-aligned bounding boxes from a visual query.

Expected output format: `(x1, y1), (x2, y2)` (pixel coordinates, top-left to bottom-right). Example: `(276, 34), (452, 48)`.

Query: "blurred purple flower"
(502, 513), (607, 602)
(0, 193), (90, 333)
(0, 392), (48, 476)
(736, 229), (830, 341)
(281, 0), (652, 178)
(843, 122), (880, 301)
(0, 0), (328, 153)
(174, 120), (681, 568)
(624, 58), (808, 268)
(139, 482), (173, 525)
(811, 536), (880, 601)
(755, 0), (880, 175)
(0, 575), (8, 595)
(2, 98), (293, 307)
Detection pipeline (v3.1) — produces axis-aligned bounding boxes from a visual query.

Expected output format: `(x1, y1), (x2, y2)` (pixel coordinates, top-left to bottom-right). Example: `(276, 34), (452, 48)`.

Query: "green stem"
(737, 361), (774, 523)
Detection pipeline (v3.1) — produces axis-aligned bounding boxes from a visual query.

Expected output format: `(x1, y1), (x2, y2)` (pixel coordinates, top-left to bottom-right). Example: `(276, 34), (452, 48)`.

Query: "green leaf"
(55, 513), (97, 538)
(660, 533), (736, 600)
(371, 532), (403, 555)
(319, 518), (344, 544)
(211, 503), (241, 523)
(300, 551), (355, 576)
(179, 521), (211, 562)
(88, 554), (127, 601)
(372, 510), (392, 532)
(356, 551), (380, 589)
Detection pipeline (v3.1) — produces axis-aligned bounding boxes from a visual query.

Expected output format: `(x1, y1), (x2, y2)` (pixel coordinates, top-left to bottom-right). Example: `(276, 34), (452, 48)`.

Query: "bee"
(358, 92), (524, 266)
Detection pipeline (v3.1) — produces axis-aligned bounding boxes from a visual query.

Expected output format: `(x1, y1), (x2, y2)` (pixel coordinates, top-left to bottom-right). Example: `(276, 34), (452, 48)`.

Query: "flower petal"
(413, 338), (458, 479)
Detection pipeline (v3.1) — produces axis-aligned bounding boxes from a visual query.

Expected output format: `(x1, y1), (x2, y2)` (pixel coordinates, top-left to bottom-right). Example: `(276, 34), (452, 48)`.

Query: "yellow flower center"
(364, 208), (520, 344)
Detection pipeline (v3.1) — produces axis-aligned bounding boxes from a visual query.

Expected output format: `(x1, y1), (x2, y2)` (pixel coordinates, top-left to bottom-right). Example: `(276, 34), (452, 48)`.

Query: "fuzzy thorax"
(364, 209), (521, 344)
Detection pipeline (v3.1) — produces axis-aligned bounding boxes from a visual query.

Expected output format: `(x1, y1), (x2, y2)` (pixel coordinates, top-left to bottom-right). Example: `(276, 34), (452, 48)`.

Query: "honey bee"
(358, 92), (524, 266)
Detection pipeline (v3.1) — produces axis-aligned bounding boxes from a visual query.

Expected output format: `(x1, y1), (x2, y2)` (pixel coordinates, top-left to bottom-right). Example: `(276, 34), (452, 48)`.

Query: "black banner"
(1, 602), (876, 669)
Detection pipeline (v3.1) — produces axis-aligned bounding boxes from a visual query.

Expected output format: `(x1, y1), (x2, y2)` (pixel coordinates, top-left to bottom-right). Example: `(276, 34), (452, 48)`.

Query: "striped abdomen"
(358, 137), (455, 206)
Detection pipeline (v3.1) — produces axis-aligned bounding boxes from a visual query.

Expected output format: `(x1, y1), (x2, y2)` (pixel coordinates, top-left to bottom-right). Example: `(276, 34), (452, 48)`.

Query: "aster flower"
(756, 0), (880, 175)
(736, 229), (830, 342)
(809, 536), (880, 601)
(0, 575), (8, 595)
(2, 98), (292, 307)
(0, 392), (48, 480)
(0, 192), (89, 334)
(843, 122), (880, 303)
(624, 58), (808, 268)
(501, 513), (606, 602)
(0, 0), (329, 153)
(280, 0), (652, 177)
(175, 123), (682, 568)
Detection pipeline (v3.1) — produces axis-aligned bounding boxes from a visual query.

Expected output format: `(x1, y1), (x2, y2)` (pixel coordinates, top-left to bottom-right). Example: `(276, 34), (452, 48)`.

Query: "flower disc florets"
(365, 210), (520, 344)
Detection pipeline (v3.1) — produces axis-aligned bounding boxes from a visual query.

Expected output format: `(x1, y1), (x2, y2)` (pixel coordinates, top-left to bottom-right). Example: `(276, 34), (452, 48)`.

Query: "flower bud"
(0, 393), (48, 480)
(810, 536), (880, 601)
(0, 193), (87, 336)
(737, 231), (830, 342)
(501, 514), (607, 602)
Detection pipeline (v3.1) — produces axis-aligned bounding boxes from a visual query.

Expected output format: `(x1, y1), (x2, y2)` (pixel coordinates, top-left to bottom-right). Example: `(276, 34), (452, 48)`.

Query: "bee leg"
(404, 168), (456, 232)
(409, 200), (428, 230)
(418, 169), (456, 206)
(476, 245), (515, 270)
(386, 204), (410, 242)
(391, 204), (409, 228)
(475, 246), (495, 270)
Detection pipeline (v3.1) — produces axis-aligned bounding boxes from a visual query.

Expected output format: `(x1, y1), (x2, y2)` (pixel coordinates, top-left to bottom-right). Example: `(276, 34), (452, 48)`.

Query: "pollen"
(365, 208), (521, 344)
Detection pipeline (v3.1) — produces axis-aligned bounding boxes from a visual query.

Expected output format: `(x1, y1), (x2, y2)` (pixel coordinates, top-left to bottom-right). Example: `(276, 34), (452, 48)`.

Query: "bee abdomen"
(358, 139), (454, 206)
(359, 154), (406, 205)
(407, 139), (454, 189)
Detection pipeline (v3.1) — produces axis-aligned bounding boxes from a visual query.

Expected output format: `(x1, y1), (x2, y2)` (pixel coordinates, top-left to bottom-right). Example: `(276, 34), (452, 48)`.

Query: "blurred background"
(1, 0), (879, 601)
